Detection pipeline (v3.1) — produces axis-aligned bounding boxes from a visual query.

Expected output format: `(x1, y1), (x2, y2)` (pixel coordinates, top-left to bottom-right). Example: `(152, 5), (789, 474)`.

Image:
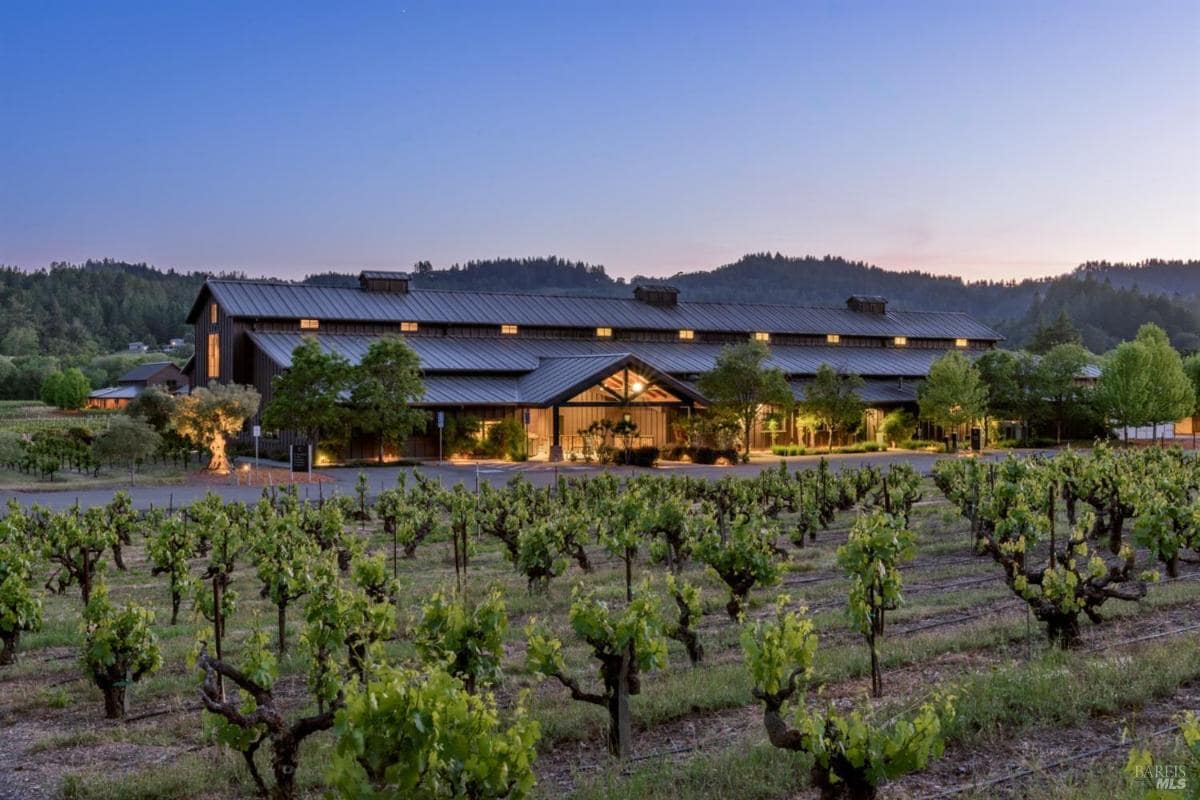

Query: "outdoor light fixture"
(631, 381), (644, 393)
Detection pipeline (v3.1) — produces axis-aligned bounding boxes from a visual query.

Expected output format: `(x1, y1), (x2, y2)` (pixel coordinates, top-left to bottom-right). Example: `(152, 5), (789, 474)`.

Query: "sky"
(1, 1), (1197, 282)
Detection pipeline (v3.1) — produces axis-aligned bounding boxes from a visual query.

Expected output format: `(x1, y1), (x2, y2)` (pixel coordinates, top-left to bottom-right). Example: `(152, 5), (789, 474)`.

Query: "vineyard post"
(212, 574), (224, 700)
(1048, 482), (1056, 570)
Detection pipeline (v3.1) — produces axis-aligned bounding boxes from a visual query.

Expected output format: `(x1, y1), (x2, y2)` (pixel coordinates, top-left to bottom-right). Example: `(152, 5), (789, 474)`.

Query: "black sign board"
(290, 443), (310, 472)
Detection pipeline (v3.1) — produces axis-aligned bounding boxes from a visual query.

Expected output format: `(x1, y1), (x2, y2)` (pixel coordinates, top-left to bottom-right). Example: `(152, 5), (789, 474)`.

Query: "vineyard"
(1, 450), (1198, 800)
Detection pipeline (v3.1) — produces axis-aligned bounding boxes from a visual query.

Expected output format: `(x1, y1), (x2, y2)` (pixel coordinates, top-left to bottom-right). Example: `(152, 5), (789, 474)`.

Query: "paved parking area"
(0, 449), (1054, 510)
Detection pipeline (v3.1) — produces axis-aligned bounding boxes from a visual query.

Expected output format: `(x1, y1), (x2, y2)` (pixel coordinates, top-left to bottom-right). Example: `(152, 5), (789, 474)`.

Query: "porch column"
(550, 405), (563, 462)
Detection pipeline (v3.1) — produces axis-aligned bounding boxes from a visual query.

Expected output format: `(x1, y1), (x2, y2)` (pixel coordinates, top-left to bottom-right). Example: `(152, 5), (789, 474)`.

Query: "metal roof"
(89, 385), (141, 400)
(789, 378), (920, 405)
(191, 279), (1002, 340)
(118, 361), (180, 383)
(247, 331), (963, 379)
(359, 270), (410, 280)
(516, 354), (631, 405)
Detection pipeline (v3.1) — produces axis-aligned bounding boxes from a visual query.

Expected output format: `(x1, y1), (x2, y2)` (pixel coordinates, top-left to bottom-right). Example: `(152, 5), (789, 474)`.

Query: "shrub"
(628, 446), (659, 467)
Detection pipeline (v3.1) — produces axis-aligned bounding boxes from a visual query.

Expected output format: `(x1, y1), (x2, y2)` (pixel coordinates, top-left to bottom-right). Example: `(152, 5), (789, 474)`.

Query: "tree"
(1134, 323), (1195, 441)
(39, 368), (90, 410)
(1, 326), (39, 357)
(696, 341), (793, 459)
(802, 364), (865, 452)
(976, 349), (1039, 441)
(172, 383), (261, 474)
(39, 371), (63, 407)
(878, 409), (916, 449)
(1184, 353), (1200, 447)
(348, 336), (427, 463)
(93, 416), (161, 482)
(1027, 310), (1082, 354)
(125, 386), (177, 432)
(262, 337), (350, 456)
(1034, 343), (1092, 443)
(1095, 340), (1152, 442)
(327, 665), (538, 800)
(81, 580), (162, 718)
(918, 351), (986, 445)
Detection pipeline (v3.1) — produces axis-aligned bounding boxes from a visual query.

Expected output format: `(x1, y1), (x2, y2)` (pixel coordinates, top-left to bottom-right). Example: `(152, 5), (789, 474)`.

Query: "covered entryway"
(514, 353), (707, 461)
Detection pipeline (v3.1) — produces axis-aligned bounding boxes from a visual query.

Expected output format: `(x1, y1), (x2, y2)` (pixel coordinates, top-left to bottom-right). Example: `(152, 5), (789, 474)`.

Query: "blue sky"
(1, 1), (1197, 281)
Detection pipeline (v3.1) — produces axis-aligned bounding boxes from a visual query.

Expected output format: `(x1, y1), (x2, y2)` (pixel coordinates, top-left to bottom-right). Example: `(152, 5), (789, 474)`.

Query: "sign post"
(436, 411), (445, 464)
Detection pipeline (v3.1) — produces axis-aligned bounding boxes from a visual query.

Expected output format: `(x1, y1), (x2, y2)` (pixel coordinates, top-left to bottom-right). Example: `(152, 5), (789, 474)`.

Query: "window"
(753, 332), (770, 342)
(400, 321), (419, 333)
(207, 333), (220, 378)
(955, 338), (969, 348)
(500, 324), (518, 335)
(894, 336), (908, 346)
(678, 329), (695, 341)
(826, 334), (841, 344)
(210, 303), (219, 324)
(300, 318), (320, 330)
(595, 326), (613, 338)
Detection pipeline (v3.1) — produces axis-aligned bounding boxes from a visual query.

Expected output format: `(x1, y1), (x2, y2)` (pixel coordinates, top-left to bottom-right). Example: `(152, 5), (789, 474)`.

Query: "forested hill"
(0, 260), (214, 357)
(2, 256), (1197, 358)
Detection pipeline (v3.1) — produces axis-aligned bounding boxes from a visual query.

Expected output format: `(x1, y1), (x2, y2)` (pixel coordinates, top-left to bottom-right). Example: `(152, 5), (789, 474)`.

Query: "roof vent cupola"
(846, 295), (887, 314)
(633, 283), (679, 307)
(359, 271), (411, 294)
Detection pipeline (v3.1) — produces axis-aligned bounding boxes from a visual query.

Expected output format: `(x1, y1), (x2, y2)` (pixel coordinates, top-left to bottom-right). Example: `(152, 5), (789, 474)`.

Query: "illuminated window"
(500, 324), (518, 335)
(826, 334), (841, 344)
(678, 329), (694, 341)
(753, 332), (770, 342)
(400, 321), (419, 333)
(894, 336), (908, 346)
(210, 303), (218, 324)
(955, 338), (969, 348)
(596, 326), (613, 338)
(207, 333), (220, 378)
(300, 319), (320, 330)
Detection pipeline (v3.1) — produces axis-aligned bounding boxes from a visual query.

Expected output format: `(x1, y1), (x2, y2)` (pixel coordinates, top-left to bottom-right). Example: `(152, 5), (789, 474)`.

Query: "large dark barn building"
(185, 273), (1001, 461)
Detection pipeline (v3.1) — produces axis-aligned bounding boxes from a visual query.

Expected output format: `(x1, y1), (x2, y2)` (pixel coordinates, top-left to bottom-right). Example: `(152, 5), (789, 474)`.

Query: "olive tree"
(172, 383), (261, 474)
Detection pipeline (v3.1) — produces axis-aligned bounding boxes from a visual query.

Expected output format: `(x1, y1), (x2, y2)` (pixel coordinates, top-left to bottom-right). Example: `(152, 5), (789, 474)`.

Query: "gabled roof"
(118, 361), (181, 384)
(189, 279), (1003, 341)
(516, 354), (706, 406)
(247, 331), (965, 379)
